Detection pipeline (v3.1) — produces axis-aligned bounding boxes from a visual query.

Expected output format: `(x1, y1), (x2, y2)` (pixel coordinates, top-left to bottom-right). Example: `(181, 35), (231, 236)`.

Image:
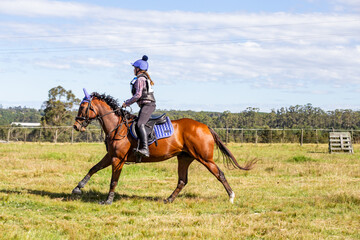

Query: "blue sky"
(0, 0), (359, 112)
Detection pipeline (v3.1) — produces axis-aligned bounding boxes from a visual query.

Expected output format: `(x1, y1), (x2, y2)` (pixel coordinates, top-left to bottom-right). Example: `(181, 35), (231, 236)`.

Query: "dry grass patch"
(0, 142), (359, 239)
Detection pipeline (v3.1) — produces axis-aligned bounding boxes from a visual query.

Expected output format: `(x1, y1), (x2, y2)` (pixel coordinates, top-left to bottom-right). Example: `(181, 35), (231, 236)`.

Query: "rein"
(102, 109), (133, 141)
(75, 98), (134, 141)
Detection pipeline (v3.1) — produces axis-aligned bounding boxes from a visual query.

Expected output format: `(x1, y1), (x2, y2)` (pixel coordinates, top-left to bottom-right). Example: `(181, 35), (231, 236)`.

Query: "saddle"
(130, 113), (174, 146)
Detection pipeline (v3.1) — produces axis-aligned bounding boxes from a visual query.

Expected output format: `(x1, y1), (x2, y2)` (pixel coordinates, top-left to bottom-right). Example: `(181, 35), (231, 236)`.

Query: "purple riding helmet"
(131, 55), (149, 71)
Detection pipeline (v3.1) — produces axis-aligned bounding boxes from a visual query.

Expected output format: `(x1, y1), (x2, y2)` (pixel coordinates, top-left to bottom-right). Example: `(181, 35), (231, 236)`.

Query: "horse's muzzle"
(73, 122), (86, 132)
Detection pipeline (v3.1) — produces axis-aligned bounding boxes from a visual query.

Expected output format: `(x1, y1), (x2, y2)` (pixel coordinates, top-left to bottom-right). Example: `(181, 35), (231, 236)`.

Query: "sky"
(0, 0), (359, 113)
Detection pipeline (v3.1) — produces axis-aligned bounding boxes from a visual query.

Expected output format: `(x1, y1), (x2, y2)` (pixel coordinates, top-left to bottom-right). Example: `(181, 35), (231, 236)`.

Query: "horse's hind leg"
(72, 153), (112, 195)
(199, 160), (235, 203)
(164, 154), (194, 203)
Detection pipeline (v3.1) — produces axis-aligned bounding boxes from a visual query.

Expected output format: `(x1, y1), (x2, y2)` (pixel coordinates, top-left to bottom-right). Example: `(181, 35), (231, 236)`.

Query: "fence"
(214, 128), (360, 145)
(0, 126), (360, 144)
(0, 126), (103, 143)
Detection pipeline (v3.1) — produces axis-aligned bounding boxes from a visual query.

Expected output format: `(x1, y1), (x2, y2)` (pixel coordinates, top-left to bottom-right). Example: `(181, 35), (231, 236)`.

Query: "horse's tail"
(209, 127), (256, 170)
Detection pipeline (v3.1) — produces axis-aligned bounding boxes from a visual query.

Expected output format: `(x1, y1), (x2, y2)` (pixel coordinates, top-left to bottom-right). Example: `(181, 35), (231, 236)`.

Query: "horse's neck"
(96, 104), (121, 136)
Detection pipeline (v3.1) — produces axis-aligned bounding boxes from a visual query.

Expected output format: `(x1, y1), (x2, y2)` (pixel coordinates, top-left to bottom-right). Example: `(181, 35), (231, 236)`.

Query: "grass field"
(0, 142), (359, 239)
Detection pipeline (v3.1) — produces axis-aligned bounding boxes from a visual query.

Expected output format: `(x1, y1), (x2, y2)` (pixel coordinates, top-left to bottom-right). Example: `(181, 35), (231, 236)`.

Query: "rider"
(122, 55), (156, 158)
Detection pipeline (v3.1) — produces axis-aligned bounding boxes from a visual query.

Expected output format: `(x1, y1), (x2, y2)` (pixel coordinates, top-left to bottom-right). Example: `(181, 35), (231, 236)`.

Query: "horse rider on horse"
(122, 55), (156, 158)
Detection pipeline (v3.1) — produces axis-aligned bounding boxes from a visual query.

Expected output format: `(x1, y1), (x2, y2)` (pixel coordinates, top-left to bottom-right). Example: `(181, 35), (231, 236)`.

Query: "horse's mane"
(91, 92), (135, 118)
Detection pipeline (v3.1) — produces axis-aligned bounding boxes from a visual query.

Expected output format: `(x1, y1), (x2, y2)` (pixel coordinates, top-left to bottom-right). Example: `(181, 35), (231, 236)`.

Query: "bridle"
(75, 97), (133, 140)
(75, 98), (100, 129)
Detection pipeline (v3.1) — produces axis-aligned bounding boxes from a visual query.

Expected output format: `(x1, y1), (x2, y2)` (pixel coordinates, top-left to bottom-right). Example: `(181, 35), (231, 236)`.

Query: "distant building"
(11, 122), (41, 127)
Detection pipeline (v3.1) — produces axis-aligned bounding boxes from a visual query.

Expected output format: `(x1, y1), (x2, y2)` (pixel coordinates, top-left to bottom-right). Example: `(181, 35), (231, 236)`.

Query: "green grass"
(0, 142), (359, 239)
(287, 155), (318, 163)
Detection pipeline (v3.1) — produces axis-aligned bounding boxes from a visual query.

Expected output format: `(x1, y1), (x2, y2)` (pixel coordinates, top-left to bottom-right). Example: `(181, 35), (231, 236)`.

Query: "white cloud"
(73, 58), (116, 68)
(35, 61), (70, 69)
(333, 0), (360, 11)
(0, 0), (98, 18)
(1, 0), (360, 93)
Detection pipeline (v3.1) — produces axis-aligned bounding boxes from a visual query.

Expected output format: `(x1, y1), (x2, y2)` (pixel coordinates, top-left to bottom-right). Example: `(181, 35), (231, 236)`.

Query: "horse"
(72, 90), (256, 205)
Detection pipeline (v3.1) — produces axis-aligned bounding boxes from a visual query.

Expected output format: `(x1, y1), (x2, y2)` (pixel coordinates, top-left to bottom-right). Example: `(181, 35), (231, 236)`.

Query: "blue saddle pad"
(130, 116), (174, 145)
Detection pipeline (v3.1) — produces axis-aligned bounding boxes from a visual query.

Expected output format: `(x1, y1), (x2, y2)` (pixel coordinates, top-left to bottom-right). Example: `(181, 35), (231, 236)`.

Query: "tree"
(41, 86), (80, 142)
(0, 107), (42, 125)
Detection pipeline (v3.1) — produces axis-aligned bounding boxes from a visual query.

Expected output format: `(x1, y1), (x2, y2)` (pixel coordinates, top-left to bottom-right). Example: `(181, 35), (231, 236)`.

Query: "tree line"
(1, 86), (360, 130)
(0, 106), (42, 125)
(156, 105), (360, 130)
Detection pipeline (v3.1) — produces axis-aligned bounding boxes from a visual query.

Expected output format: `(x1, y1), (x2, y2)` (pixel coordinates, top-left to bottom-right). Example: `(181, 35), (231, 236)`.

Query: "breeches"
(137, 102), (156, 127)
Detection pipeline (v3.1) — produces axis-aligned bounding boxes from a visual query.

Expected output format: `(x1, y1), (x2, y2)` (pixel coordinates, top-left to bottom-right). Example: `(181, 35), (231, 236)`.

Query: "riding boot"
(136, 124), (150, 158)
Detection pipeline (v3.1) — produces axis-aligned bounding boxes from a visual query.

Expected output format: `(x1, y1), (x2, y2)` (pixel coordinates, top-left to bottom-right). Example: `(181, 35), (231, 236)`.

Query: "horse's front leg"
(100, 157), (126, 205)
(72, 153), (112, 195)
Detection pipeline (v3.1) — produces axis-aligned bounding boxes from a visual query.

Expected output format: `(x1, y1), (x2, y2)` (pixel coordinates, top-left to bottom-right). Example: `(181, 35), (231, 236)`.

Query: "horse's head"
(73, 88), (98, 132)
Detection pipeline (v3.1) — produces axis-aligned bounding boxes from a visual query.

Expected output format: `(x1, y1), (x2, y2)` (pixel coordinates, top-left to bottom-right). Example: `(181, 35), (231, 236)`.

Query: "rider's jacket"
(131, 73), (155, 103)
(125, 74), (155, 107)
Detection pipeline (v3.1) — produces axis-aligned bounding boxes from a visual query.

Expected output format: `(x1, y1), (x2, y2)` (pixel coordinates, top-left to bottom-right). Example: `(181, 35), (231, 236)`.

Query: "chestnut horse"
(72, 91), (255, 204)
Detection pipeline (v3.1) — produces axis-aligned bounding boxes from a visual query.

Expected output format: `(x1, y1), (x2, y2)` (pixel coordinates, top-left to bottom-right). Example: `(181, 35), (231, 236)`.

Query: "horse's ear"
(83, 88), (91, 100)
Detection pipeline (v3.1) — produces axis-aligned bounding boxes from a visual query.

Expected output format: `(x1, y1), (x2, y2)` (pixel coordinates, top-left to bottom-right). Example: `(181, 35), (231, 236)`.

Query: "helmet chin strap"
(135, 67), (141, 76)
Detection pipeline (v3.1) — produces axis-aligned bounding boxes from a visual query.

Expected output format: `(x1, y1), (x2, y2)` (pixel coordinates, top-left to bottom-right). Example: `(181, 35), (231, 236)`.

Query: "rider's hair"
(138, 69), (154, 86)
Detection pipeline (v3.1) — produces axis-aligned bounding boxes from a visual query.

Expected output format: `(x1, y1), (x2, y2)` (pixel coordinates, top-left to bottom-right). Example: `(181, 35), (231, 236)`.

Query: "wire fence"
(1, 126), (360, 145)
(0, 126), (103, 143)
(214, 128), (360, 145)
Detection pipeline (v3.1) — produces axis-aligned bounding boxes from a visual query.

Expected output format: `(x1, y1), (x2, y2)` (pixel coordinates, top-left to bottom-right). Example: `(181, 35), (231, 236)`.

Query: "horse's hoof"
(72, 187), (82, 195)
(163, 198), (172, 204)
(99, 200), (112, 205)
